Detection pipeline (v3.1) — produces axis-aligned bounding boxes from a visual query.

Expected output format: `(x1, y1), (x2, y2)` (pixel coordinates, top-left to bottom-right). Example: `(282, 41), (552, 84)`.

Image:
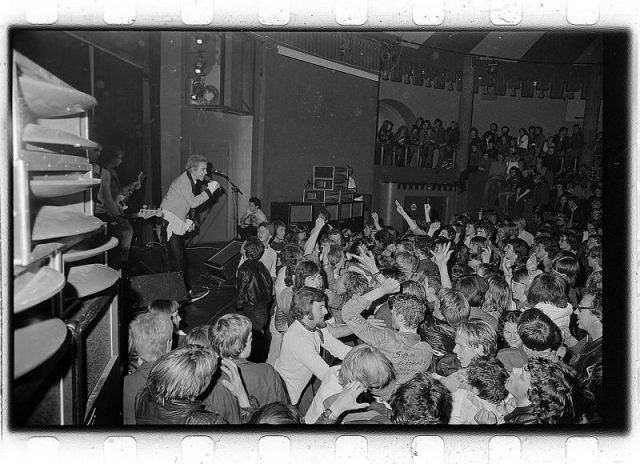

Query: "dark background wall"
(260, 49), (379, 214)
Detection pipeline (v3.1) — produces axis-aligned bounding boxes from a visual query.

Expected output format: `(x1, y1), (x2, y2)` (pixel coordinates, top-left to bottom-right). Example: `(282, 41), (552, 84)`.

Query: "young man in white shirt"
(238, 196), (268, 239)
(274, 287), (351, 406)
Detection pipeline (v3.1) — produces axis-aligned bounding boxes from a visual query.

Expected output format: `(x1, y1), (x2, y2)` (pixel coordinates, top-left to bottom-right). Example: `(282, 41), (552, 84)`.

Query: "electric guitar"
(129, 207), (163, 220)
(117, 171), (145, 210)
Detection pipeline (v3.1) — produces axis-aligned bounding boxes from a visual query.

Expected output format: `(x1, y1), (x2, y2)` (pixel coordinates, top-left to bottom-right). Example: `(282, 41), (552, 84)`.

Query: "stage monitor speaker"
(205, 239), (243, 281)
(128, 272), (188, 308)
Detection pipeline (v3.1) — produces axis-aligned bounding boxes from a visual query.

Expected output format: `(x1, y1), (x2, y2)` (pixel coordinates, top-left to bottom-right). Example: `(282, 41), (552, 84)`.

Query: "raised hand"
(481, 247), (492, 263)
(349, 249), (378, 274)
(367, 315), (389, 328)
(395, 200), (406, 215)
(220, 359), (249, 404)
(371, 212), (379, 223)
(328, 382), (369, 417)
(428, 221), (441, 234)
(380, 277), (401, 295)
(315, 215), (327, 229)
(431, 241), (453, 267)
(526, 253), (538, 272)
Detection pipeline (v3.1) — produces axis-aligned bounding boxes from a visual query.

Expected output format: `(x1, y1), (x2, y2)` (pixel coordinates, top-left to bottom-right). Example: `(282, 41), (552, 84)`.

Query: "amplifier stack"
(303, 165), (353, 203)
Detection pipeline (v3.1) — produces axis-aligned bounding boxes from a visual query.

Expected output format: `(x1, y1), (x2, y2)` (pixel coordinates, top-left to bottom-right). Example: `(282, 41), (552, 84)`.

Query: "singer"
(160, 155), (220, 301)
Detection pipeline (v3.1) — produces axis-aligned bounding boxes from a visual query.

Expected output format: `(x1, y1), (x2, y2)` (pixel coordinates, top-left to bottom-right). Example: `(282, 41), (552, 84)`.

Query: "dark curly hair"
(503, 238), (530, 270)
(282, 244), (304, 287)
(527, 357), (578, 424)
(534, 236), (560, 260)
(517, 308), (559, 352)
(243, 237), (265, 261)
(389, 372), (452, 424)
(467, 356), (509, 404)
(388, 294), (427, 329)
(293, 260), (321, 292)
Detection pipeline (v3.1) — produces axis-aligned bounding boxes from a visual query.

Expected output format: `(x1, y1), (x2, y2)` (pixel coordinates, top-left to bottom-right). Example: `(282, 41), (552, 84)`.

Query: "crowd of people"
(376, 117), (459, 168)
(123, 154), (605, 424)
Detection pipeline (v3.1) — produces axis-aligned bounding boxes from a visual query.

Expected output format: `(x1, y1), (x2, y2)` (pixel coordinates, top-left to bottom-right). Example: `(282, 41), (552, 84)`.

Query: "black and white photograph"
(3, 27), (630, 437)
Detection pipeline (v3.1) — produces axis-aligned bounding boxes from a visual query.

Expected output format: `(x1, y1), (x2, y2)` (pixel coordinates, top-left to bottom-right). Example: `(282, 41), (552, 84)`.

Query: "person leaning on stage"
(122, 310), (173, 425)
(160, 154), (220, 301)
(236, 237), (273, 333)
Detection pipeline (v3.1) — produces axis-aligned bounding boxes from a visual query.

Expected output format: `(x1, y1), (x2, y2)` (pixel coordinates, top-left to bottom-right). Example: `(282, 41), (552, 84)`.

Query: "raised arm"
(304, 216), (326, 256)
(424, 202), (432, 223)
(395, 200), (425, 234)
(370, 212), (383, 231)
(341, 278), (400, 348)
(431, 241), (453, 289)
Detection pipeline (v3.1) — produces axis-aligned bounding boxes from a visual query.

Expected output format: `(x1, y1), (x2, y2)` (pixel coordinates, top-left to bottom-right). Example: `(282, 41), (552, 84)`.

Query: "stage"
(126, 241), (239, 333)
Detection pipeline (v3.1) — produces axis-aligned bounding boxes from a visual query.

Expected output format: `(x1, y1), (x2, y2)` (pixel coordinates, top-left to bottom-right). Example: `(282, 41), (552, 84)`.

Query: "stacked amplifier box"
(303, 165), (352, 203)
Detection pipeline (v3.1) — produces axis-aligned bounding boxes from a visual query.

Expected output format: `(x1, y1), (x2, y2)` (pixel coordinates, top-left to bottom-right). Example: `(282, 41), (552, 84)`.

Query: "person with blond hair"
(160, 154), (221, 300)
(135, 344), (253, 425)
(305, 344), (396, 424)
(123, 311), (174, 424)
(208, 314), (288, 408)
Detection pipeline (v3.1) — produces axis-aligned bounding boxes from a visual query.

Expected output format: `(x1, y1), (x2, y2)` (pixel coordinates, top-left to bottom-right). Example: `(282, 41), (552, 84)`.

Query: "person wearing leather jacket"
(236, 237), (273, 333)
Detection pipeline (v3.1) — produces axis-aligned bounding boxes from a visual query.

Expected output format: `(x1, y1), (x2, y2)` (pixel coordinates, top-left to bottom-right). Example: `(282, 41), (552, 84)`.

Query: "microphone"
(213, 169), (228, 177)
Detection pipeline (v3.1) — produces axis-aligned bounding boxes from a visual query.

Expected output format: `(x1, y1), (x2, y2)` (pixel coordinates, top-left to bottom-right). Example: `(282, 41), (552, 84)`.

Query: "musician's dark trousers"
(166, 232), (193, 292)
(96, 213), (133, 268)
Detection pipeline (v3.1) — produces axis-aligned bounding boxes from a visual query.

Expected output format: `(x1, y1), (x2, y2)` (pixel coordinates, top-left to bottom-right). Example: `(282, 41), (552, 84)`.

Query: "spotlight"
(194, 55), (205, 75)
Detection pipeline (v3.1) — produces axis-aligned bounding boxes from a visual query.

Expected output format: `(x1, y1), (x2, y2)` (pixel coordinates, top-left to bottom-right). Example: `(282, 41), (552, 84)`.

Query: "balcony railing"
(374, 142), (457, 170)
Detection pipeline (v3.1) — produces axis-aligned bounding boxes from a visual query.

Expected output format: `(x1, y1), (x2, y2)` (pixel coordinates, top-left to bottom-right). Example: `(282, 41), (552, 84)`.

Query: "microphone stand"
(214, 172), (243, 239)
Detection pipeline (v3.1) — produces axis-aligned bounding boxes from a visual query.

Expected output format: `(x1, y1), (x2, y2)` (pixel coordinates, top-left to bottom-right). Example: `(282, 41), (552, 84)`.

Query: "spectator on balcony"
(431, 119), (449, 168)
(495, 126), (512, 154)
(377, 120), (394, 144)
(481, 122), (499, 153)
(393, 125), (409, 166)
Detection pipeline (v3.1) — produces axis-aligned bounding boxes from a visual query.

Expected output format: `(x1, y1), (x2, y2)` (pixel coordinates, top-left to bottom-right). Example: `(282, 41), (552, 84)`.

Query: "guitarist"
(161, 155), (221, 302)
(94, 147), (141, 269)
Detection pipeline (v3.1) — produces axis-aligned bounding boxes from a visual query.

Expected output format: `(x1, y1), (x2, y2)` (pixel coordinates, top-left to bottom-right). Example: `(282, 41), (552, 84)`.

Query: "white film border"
(1, 0), (639, 463)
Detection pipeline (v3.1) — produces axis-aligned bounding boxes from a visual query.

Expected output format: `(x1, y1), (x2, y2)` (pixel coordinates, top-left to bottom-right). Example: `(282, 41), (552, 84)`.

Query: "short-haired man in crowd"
(342, 279), (433, 383)
(305, 344), (396, 424)
(209, 314), (288, 407)
(238, 196), (268, 239)
(123, 311), (174, 424)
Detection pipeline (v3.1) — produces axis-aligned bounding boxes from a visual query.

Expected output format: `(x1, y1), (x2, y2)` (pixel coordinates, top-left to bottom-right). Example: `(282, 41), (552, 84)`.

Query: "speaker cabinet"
(204, 239), (243, 281)
(128, 272), (188, 308)
(340, 202), (352, 220)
